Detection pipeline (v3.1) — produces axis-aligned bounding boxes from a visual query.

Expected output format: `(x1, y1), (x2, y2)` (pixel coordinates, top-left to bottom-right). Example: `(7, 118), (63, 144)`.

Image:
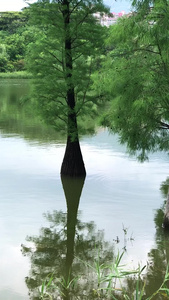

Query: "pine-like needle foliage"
(94, 0), (169, 161)
(26, 0), (108, 132)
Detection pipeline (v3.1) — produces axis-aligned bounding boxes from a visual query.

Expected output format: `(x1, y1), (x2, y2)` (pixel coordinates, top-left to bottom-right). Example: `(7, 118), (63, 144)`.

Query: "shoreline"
(0, 71), (32, 79)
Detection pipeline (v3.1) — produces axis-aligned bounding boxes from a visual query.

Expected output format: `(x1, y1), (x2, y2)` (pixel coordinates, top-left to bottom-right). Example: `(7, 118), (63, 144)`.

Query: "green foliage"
(5, 33), (26, 61)
(0, 10), (33, 72)
(94, 0), (169, 161)
(26, 0), (108, 131)
(0, 44), (9, 72)
(0, 11), (28, 34)
(29, 247), (169, 300)
(0, 79), (66, 143)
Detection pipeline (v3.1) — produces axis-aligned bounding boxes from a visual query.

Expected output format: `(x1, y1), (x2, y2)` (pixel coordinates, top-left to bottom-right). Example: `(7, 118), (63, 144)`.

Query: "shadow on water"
(21, 176), (114, 300)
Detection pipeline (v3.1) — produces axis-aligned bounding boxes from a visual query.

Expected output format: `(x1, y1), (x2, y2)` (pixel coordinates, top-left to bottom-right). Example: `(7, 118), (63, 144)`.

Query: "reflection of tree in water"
(22, 176), (169, 300)
(142, 178), (169, 299)
(21, 176), (114, 299)
(123, 178), (169, 300)
(112, 178), (169, 300)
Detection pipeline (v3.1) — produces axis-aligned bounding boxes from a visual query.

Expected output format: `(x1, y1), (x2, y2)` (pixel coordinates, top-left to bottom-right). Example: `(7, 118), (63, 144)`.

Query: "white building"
(93, 11), (126, 27)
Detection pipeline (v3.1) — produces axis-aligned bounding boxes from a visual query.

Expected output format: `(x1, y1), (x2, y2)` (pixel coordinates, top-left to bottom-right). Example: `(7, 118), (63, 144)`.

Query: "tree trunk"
(61, 0), (86, 177)
(61, 137), (86, 176)
(61, 113), (86, 176)
(163, 187), (169, 229)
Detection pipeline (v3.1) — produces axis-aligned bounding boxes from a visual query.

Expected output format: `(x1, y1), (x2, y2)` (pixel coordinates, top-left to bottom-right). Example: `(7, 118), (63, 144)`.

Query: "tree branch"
(70, 0), (83, 15)
(76, 60), (93, 115)
(158, 121), (169, 129)
(72, 52), (83, 62)
(47, 50), (63, 65)
(111, 47), (160, 58)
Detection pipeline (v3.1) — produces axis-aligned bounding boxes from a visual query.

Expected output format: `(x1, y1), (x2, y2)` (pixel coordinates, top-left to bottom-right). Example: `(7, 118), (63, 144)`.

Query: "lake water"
(0, 79), (169, 299)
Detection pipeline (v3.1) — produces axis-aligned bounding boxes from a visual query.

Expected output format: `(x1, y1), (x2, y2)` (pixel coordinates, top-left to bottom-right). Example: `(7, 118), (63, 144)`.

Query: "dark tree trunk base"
(163, 188), (169, 229)
(163, 214), (169, 229)
(61, 137), (86, 177)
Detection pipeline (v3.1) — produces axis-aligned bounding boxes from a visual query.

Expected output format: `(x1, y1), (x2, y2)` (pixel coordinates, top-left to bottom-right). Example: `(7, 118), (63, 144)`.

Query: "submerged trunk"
(163, 188), (169, 229)
(61, 136), (86, 176)
(61, 0), (86, 177)
(61, 113), (86, 177)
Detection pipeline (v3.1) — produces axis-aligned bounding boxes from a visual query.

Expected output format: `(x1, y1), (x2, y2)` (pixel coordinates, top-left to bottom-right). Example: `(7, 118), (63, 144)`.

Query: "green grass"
(38, 251), (169, 300)
(0, 71), (33, 79)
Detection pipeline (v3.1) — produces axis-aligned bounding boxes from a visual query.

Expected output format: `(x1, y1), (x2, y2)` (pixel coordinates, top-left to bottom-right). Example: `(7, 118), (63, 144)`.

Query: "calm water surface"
(0, 80), (169, 299)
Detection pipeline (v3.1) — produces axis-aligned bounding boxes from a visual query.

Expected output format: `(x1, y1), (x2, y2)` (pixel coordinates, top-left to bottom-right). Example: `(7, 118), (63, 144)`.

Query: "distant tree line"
(0, 10), (33, 72)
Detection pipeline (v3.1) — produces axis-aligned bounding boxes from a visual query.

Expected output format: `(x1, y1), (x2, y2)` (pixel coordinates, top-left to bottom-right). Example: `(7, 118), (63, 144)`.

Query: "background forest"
(0, 10), (31, 72)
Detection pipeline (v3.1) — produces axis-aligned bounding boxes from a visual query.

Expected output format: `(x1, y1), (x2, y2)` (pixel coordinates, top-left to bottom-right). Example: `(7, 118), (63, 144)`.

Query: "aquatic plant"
(39, 250), (169, 300)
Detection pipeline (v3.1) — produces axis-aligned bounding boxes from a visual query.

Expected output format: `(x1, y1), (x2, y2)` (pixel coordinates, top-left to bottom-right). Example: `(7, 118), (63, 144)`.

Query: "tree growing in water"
(26, 0), (108, 176)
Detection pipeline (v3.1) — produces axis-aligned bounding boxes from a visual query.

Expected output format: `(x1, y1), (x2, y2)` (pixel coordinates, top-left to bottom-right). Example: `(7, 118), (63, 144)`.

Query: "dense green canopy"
(94, 0), (169, 161)
(0, 10), (32, 71)
(26, 0), (108, 130)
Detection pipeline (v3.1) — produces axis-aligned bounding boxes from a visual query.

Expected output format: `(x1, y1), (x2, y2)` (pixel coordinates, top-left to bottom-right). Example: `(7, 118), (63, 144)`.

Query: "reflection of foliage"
(0, 80), (66, 143)
(139, 178), (169, 299)
(154, 207), (165, 229)
(160, 177), (169, 199)
(21, 210), (114, 299)
(155, 177), (169, 229)
(113, 179), (169, 300)
(143, 228), (169, 299)
(0, 80), (98, 143)
(152, 177), (169, 229)
(21, 175), (169, 300)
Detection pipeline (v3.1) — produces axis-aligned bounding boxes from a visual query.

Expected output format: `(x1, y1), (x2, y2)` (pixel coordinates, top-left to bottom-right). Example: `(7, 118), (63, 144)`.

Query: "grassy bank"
(0, 71), (33, 79)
